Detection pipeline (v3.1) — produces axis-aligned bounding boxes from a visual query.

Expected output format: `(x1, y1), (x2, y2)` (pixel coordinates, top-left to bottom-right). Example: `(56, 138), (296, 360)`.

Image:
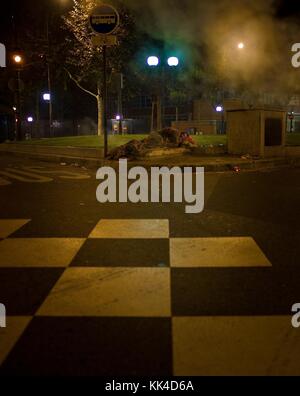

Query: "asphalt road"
(0, 154), (300, 376)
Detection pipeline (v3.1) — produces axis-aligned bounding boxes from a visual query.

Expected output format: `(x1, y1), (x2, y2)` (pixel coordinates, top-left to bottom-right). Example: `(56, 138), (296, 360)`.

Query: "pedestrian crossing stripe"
(0, 169), (52, 183)
(0, 166), (91, 185)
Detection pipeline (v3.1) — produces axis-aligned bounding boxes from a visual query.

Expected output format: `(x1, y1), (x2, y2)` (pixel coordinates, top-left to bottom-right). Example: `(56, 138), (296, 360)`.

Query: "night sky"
(0, 0), (299, 44)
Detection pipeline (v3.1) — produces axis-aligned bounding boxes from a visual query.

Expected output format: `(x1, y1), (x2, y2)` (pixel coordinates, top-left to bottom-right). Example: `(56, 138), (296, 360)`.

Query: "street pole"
(89, 3), (120, 157)
(221, 111), (225, 134)
(175, 106), (179, 122)
(47, 63), (53, 137)
(103, 45), (108, 158)
(16, 70), (22, 141)
(46, 18), (53, 137)
(36, 90), (40, 139)
(161, 64), (165, 129)
(157, 94), (162, 130)
(118, 73), (123, 135)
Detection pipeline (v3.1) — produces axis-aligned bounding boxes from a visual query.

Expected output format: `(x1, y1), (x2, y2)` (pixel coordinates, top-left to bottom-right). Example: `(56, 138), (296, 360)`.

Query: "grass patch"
(13, 133), (300, 148)
(15, 135), (146, 149)
(193, 135), (227, 146)
(286, 133), (300, 146)
(15, 134), (228, 148)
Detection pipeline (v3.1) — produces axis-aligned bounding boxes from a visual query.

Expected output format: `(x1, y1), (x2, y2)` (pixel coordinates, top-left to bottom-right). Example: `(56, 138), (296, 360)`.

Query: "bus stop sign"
(89, 4), (120, 35)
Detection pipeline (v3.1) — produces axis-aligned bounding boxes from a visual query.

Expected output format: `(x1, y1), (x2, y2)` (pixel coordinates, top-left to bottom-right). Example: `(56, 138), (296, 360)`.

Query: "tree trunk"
(97, 95), (104, 136)
(151, 95), (163, 132)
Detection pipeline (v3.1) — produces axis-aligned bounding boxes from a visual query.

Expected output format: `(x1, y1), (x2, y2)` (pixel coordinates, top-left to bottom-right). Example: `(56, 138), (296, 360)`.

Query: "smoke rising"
(125, 0), (300, 99)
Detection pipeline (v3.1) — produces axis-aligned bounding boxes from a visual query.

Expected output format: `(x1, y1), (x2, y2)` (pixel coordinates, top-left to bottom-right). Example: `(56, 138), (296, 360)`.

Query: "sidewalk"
(1, 142), (300, 172)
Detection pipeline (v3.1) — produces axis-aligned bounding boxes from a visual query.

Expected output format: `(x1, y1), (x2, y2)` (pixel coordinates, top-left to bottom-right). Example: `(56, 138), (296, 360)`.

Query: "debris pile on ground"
(108, 128), (190, 160)
(107, 139), (146, 160)
(159, 127), (181, 145)
(233, 166), (241, 173)
(178, 132), (197, 148)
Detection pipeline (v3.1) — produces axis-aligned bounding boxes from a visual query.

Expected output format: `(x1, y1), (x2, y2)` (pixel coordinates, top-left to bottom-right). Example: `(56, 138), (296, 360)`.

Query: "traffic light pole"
(103, 45), (108, 158)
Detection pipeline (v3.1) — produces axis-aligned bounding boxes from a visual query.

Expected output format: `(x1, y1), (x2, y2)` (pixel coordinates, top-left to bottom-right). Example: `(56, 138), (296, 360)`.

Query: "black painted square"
(1, 317), (172, 376)
(71, 239), (170, 267)
(171, 268), (299, 316)
(0, 269), (64, 316)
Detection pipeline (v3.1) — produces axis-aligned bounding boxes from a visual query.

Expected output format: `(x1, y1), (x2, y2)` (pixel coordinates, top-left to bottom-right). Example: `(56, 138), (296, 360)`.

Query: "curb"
(1, 145), (300, 173)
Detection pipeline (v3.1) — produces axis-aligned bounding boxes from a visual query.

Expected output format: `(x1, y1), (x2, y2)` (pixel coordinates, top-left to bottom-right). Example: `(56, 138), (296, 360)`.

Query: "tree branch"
(65, 68), (97, 99)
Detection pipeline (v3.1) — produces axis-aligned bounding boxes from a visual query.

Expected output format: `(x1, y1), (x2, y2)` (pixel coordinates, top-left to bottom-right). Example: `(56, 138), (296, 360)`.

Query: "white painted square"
(170, 237), (271, 267)
(89, 219), (169, 239)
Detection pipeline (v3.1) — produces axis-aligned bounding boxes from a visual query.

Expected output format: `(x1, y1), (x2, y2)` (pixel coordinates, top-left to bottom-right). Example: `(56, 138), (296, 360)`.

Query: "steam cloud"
(125, 0), (299, 99)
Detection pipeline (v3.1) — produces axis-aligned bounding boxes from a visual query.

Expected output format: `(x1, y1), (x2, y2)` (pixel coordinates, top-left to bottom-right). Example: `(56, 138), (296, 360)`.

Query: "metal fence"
(22, 117), (152, 139)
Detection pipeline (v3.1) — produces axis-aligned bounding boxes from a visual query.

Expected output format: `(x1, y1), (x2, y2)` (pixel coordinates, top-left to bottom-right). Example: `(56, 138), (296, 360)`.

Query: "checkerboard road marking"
(170, 237), (272, 267)
(172, 316), (300, 376)
(0, 218), (278, 375)
(0, 219), (31, 239)
(0, 238), (85, 268)
(37, 267), (171, 317)
(89, 219), (170, 239)
(0, 317), (32, 365)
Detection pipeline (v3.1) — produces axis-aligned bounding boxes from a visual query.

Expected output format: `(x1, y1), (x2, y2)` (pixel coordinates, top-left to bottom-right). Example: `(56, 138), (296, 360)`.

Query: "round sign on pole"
(89, 4), (120, 35)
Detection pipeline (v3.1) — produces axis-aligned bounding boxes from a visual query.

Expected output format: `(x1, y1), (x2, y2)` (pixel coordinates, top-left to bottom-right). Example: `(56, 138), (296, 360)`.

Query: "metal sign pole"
(103, 45), (108, 158)
(89, 4), (119, 158)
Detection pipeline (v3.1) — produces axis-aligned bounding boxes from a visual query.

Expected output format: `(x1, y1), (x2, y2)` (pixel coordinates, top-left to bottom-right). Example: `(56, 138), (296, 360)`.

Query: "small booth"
(227, 108), (286, 158)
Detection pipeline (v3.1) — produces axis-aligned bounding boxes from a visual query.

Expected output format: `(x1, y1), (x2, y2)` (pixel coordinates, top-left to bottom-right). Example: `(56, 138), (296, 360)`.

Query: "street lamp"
(115, 114), (123, 135)
(13, 54), (23, 64)
(167, 56), (179, 67)
(147, 56), (159, 67)
(43, 93), (51, 101)
(216, 106), (225, 134)
(237, 42), (245, 50)
(12, 53), (24, 140)
(27, 117), (34, 140)
(146, 54), (181, 131)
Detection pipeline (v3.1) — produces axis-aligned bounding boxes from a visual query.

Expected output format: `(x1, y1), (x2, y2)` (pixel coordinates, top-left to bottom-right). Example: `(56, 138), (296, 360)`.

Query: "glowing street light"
(43, 93), (51, 101)
(216, 105), (224, 112)
(13, 54), (23, 64)
(167, 56), (179, 67)
(147, 56), (159, 67)
(237, 42), (245, 50)
(27, 116), (34, 123)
